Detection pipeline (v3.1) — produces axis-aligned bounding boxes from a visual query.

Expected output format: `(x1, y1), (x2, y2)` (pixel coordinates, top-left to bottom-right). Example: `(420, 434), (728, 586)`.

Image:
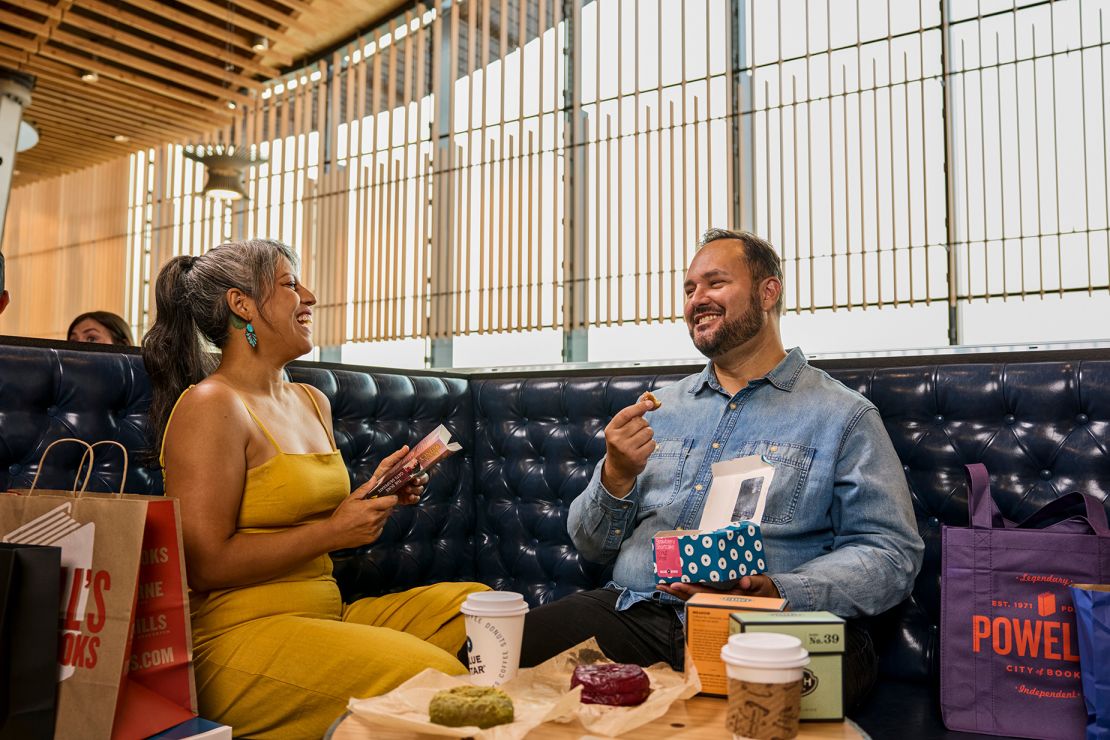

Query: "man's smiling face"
(682, 240), (766, 359)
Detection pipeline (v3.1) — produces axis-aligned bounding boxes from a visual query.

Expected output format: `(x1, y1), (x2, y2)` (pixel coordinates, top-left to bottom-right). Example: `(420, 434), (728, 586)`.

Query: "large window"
(11, 0), (1107, 359)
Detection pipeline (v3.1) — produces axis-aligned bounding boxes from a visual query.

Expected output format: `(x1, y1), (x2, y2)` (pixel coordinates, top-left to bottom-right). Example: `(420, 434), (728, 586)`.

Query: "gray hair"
(697, 228), (784, 315)
(141, 239), (298, 450)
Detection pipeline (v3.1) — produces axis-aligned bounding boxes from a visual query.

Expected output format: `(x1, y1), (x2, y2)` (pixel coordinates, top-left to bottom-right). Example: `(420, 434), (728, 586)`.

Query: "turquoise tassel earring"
(245, 322), (258, 349)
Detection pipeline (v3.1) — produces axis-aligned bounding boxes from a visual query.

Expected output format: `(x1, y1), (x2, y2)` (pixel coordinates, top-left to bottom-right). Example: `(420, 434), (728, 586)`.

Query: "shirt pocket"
(732, 440), (816, 524)
(638, 436), (694, 512)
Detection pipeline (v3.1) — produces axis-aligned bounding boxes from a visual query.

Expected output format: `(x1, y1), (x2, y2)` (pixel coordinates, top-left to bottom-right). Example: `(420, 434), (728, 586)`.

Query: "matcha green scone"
(428, 686), (515, 729)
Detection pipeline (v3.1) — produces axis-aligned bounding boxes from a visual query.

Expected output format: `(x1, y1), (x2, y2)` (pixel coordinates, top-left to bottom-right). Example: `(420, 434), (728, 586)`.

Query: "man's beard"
(689, 292), (765, 358)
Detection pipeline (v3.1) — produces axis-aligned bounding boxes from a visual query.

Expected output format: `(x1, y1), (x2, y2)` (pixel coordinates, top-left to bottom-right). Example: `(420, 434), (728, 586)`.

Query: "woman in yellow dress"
(142, 238), (487, 738)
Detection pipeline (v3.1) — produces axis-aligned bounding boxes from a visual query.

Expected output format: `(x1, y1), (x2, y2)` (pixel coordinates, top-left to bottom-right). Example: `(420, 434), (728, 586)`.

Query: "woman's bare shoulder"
(298, 382), (332, 412)
(167, 379), (250, 438)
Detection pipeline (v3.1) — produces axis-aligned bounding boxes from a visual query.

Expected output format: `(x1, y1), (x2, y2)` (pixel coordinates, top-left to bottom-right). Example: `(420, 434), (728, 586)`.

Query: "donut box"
(652, 454), (775, 586)
(652, 520), (766, 584)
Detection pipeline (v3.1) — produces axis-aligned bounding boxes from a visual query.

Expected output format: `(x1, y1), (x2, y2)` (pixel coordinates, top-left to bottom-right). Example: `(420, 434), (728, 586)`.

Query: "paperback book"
(362, 424), (462, 499)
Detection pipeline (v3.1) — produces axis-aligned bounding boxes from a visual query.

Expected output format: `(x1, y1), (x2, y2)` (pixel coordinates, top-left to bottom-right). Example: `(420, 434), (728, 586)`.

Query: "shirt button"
(695, 484), (704, 491)
(729, 403), (737, 410)
(712, 442), (720, 449)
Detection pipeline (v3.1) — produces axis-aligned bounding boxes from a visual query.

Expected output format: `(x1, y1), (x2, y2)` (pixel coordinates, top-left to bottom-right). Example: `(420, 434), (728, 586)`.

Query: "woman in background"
(142, 239), (486, 738)
(67, 310), (133, 345)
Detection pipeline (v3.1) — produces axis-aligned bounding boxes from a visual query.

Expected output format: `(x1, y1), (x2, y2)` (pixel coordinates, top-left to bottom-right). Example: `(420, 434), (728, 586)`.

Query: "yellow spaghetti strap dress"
(162, 384), (488, 739)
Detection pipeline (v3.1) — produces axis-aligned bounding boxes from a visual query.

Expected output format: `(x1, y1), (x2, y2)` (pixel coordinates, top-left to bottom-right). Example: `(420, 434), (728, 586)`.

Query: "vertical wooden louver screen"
(4, 0), (1110, 348)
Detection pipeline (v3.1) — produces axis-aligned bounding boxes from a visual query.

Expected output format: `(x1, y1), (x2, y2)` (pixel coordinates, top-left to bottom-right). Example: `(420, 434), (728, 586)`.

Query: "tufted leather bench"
(3, 335), (1108, 739)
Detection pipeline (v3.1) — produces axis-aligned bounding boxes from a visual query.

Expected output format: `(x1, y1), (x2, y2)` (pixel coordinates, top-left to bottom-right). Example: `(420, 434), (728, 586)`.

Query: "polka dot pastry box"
(652, 521), (767, 585)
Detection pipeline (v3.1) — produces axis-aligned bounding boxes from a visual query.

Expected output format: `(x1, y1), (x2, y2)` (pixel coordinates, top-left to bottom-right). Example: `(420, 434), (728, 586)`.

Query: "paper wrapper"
(346, 638), (701, 738)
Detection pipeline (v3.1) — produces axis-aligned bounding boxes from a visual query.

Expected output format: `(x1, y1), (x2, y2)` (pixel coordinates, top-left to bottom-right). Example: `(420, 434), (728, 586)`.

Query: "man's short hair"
(697, 228), (785, 315)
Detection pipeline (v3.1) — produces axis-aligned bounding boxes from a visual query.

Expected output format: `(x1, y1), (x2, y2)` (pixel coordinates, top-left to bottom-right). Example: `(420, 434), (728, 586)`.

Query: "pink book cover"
(361, 424), (462, 498)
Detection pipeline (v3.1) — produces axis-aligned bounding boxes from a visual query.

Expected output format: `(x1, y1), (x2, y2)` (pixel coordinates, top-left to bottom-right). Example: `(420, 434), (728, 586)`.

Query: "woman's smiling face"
(256, 257), (317, 358)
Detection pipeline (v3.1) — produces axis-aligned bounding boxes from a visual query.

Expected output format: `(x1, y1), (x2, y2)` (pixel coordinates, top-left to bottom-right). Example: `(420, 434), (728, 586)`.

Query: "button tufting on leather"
(1077, 413), (1089, 424)
(933, 414), (944, 423)
(46, 405), (58, 416)
(1040, 469), (1052, 480)
(1004, 414), (1016, 424)
(928, 516), (939, 526)
(8, 464), (21, 475)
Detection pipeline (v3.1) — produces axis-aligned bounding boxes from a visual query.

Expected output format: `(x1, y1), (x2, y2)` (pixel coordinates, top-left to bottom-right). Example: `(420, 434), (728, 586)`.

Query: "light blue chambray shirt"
(567, 347), (924, 618)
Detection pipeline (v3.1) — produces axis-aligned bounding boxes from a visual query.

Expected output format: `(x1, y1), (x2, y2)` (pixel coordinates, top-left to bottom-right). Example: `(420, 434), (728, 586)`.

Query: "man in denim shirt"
(520, 229), (924, 707)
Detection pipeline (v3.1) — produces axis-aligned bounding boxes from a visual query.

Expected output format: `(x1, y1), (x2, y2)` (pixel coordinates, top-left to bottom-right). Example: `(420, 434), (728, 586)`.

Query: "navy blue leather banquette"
(3, 336), (1108, 737)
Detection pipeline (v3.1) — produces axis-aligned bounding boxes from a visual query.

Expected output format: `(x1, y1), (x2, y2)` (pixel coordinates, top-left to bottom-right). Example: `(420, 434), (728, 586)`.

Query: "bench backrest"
(4, 338), (1108, 680)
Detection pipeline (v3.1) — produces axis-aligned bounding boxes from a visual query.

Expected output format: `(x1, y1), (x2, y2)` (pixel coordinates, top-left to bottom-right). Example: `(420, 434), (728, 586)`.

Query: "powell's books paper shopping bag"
(940, 463), (1110, 739)
(0, 439), (196, 739)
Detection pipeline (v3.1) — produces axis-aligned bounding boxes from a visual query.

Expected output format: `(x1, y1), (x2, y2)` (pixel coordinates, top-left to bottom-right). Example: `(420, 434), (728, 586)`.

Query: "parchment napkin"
(346, 638), (701, 738)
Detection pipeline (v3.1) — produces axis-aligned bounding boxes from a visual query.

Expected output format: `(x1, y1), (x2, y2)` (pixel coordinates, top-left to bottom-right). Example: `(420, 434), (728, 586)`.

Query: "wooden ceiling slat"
(25, 90), (207, 141)
(78, 0), (282, 79)
(0, 27), (40, 54)
(49, 29), (255, 104)
(121, 0), (295, 67)
(58, 11), (265, 92)
(21, 57), (231, 121)
(207, 0), (314, 37)
(180, 0), (312, 46)
(17, 127), (139, 156)
(0, 9), (52, 37)
(264, 0), (314, 15)
(0, 46), (31, 65)
(37, 43), (245, 111)
(8, 0), (414, 183)
(30, 80), (210, 126)
(14, 0), (64, 20)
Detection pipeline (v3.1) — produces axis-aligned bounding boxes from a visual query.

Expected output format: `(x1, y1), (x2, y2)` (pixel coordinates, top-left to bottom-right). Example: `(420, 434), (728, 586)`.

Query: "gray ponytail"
(141, 239), (298, 453)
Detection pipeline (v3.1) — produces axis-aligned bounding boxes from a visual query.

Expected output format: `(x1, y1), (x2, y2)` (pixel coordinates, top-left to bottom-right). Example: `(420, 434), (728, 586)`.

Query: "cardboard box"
(683, 592), (787, 697)
(654, 455), (775, 585)
(653, 521), (766, 584)
(729, 611), (846, 720)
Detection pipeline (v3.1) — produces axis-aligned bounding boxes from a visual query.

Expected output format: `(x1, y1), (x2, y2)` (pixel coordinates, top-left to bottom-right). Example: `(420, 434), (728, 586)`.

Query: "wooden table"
(329, 696), (869, 739)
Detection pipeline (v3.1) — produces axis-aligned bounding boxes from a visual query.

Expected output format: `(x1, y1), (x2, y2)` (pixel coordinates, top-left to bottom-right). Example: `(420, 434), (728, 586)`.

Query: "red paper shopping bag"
(0, 439), (196, 739)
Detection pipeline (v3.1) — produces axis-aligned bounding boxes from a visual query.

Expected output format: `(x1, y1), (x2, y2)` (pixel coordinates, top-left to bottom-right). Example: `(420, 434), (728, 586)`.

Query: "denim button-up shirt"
(567, 347), (924, 618)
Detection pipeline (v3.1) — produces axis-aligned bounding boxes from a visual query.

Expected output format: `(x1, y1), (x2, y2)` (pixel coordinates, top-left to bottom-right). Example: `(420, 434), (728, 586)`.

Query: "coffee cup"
(720, 632), (810, 740)
(460, 591), (529, 686)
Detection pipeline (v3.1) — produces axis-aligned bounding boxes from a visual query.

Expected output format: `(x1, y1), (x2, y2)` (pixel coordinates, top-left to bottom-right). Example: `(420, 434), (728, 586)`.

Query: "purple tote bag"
(941, 463), (1110, 739)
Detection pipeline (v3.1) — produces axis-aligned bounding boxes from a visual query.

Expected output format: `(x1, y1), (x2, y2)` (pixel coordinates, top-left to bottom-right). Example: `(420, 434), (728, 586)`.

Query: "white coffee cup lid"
(461, 591), (529, 617)
(721, 632), (810, 669)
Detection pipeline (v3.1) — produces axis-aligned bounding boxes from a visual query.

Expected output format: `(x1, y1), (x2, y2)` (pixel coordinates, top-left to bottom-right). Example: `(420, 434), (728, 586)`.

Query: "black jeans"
(519, 587), (879, 710)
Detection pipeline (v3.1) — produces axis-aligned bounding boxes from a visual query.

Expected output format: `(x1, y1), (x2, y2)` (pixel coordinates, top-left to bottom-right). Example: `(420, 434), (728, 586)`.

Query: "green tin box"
(729, 611), (846, 721)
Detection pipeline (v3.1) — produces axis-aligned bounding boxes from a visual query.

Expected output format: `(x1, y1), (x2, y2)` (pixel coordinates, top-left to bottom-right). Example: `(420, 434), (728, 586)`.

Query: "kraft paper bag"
(0, 439), (196, 739)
